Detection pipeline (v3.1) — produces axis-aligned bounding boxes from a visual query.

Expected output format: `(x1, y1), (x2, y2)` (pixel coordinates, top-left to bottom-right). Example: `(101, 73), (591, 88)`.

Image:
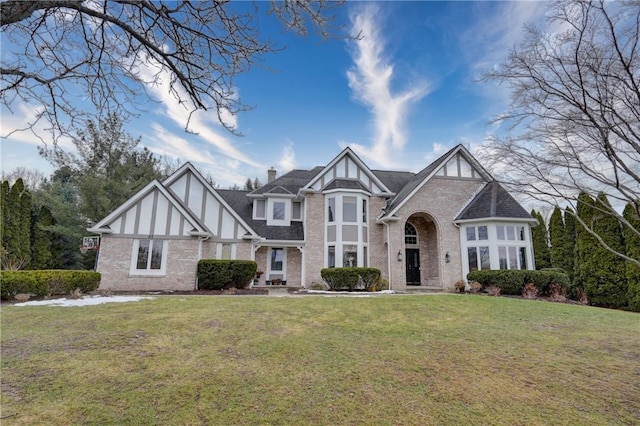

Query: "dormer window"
(273, 201), (285, 220)
(254, 199), (266, 220)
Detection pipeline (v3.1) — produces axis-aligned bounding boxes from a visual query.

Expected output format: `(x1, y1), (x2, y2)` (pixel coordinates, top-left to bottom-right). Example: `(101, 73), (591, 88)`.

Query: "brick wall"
(97, 236), (199, 291)
(303, 192), (325, 286)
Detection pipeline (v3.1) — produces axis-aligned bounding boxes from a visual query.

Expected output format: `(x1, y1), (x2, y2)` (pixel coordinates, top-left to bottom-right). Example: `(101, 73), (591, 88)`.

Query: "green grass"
(1, 295), (639, 425)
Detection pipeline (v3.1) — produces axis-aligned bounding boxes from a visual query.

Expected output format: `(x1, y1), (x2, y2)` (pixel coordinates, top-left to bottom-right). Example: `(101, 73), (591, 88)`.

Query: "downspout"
(385, 220), (392, 291)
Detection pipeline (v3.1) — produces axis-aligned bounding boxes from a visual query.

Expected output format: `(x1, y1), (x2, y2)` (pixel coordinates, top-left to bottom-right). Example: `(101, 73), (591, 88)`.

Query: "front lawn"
(1, 295), (638, 424)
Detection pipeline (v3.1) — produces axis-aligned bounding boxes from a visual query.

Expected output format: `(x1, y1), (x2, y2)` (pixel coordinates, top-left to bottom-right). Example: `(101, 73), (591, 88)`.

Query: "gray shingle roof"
(323, 178), (371, 192)
(372, 170), (415, 194)
(217, 189), (305, 241)
(251, 167), (323, 196)
(455, 181), (533, 221)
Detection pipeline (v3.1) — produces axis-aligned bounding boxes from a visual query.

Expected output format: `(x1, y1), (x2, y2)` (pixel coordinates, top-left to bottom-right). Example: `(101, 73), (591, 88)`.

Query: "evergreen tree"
(577, 193), (628, 308)
(549, 206), (565, 270)
(623, 203), (640, 312)
(1, 179), (32, 268)
(0, 180), (9, 255)
(531, 209), (551, 269)
(29, 205), (54, 269)
(563, 207), (577, 283)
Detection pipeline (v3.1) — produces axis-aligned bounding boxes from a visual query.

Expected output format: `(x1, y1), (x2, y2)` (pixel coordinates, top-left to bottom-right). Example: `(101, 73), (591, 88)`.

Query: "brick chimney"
(267, 167), (277, 183)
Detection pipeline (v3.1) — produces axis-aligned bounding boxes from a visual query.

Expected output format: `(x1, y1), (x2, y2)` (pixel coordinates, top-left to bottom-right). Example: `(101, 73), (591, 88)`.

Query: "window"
(292, 201), (302, 220)
(466, 225), (488, 241)
(328, 197), (335, 222)
(499, 245), (526, 269)
(405, 222), (418, 245)
(478, 226), (488, 240)
(270, 248), (284, 271)
(467, 246), (490, 272)
(328, 246), (335, 268)
(273, 202), (285, 220)
(362, 199), (367, 223)
(466, 227), (476, 241)
(221, 244), (232, 260)
(343, 196), (357, 222)
(343, 245), (357, 267)
(132, 239), (166, 275)
(255, 199), (266, 219)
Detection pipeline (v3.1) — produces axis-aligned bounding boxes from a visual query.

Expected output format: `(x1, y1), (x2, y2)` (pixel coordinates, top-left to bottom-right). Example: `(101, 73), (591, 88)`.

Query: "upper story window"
(362, 199), (367, 223)
(343, 196), (357, 222)
(292, 201), (302, 221)
(328, 197), (335, 222)
(273, 201), (285, 220)
(254, 199), (266, 220)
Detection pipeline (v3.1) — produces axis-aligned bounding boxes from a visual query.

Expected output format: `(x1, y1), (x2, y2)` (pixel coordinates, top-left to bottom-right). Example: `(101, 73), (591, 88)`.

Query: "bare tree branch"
(1, 0), (346, 143)
(480, 0), (640, 265)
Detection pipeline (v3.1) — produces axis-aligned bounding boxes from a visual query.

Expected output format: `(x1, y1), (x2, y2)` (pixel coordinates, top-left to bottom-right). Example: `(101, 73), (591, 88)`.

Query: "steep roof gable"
(88, 180), (207, 236)
(383, 144), (492, 217)
(302, 147), (393, 194)
(163, 162), (258, 238)
(454, 181), (535, 222)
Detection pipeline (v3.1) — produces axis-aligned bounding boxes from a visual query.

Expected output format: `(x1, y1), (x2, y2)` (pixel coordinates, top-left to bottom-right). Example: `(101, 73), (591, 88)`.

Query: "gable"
(434, 152), (484, 179)
(303, 147), (392, 194)
(88, 181), (206, 237)
(164, 164), (256, 240)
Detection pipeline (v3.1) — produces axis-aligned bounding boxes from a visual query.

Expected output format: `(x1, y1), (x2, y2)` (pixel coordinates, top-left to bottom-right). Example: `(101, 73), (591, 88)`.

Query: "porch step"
(405, 286), (444, 293)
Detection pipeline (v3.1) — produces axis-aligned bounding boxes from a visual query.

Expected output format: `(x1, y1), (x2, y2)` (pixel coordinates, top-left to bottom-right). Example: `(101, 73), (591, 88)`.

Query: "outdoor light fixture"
(445, 252), (451, 263)
(397, 250), (403, 262)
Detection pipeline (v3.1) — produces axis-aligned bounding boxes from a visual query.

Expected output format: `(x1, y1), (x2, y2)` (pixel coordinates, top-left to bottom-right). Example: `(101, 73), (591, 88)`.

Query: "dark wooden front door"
(405, 248), (421, 285)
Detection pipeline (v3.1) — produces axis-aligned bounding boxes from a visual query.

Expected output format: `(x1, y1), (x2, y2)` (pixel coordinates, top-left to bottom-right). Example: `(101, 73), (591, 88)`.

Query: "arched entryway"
(404, 213), (440, 288)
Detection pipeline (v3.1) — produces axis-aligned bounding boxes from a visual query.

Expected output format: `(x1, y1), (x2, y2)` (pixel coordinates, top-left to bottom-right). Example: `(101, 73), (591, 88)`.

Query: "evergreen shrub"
(467, 269), (570, 296)
(197, 260), (257, 290)
(321, 267), (381, 291)
(0, 270), (101, 299)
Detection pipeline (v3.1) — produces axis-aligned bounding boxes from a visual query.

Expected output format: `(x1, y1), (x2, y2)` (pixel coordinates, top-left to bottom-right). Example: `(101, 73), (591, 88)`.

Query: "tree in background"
(530, 209), (551, 269)
(548, 207), (565, 270)
(1, 178), (31, 268)
(29, 205), (54, 269)
(1, 1), (345, 143)
(563, 207), (577, 283)
(40, 113), (163, 224)
(480, 0), (640, 267)
(576, 192), (629, 309)
(623, 203), (640, 312)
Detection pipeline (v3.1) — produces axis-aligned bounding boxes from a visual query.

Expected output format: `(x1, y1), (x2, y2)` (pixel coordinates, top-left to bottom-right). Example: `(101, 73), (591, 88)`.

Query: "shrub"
(197, 260), (257, 290)
(485, 285), (501, 296)
(467, 269), (570, 296)
(548, 283), (567, 303)
(454, 280), (466, 293)
(522, 283), (538, 299)
(320, 268), (381, 291)
(0, 270), (101, 300)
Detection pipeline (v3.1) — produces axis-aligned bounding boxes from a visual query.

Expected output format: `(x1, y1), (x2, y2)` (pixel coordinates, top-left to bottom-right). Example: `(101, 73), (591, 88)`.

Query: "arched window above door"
(405, 222), (418, 245)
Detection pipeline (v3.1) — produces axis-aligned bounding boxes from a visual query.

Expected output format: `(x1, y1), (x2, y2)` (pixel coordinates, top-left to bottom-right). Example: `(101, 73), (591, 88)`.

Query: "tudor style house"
(89, 145), (537, 292)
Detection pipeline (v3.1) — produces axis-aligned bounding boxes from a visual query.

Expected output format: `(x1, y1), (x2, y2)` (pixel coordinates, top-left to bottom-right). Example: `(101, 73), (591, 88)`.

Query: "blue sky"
(1, 1), (549, 188)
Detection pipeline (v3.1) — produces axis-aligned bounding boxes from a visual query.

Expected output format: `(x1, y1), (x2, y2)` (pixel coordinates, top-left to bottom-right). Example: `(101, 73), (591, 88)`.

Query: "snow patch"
(13, 295), (155, 307)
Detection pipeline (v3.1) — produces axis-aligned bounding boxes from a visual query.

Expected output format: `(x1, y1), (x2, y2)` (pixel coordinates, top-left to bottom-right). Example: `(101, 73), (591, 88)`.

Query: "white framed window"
(268, 247), (286, 282)
(405, 222), (418, 245)
(328, 197), (335, 222)
(130, 239), (168, 275)
(267, 198), (290, 226)
(254, 199), (266, 219)
(292, 201), (302, 221)
(273, 201), (285, 220)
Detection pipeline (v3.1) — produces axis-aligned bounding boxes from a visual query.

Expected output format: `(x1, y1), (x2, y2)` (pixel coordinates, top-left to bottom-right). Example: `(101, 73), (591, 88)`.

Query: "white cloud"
(344, 4), (431, 168)
(133, 54), (263, 170)
(278, 141), (296, 172)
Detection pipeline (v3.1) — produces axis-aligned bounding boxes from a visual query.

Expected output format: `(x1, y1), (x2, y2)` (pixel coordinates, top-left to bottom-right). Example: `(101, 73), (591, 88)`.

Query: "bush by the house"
(467, 269), (570, 296)
(320, 267), (381, 291)
(197, 260), (257, 290)
(0, 270), (101, 300)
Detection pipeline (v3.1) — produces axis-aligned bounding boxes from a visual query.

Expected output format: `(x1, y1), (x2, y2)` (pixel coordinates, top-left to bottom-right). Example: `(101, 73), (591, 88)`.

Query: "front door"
(405, 248), (421, 285)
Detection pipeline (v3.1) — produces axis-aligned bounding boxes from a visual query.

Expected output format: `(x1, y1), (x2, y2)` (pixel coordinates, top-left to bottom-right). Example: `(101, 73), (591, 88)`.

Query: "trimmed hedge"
(0, 270), (101, 300)
(320, 267), (381, 291)
(467, 269), (570, 296)
(197, 259), (257, 290)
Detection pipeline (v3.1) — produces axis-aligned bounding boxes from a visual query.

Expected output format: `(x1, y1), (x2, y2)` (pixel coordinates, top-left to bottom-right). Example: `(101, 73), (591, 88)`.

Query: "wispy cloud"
(344, 4), (431, 168)
(134, 55), (264, 173)
(278, 141), (296, 172)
